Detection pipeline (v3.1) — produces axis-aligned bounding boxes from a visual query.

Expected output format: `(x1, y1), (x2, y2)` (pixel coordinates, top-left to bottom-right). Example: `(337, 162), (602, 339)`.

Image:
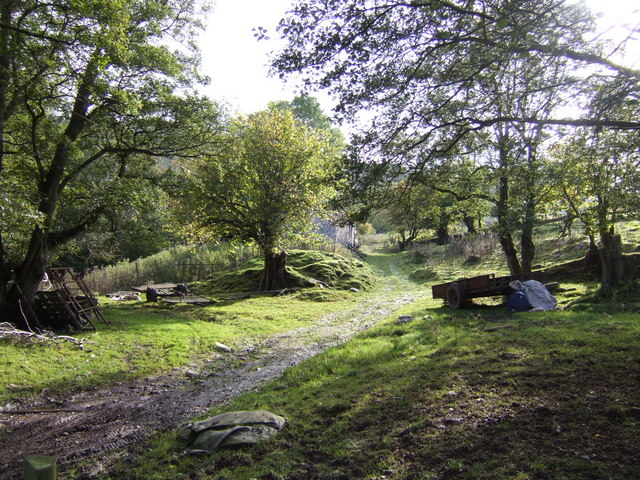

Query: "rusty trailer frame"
(431, 272), (544, 309)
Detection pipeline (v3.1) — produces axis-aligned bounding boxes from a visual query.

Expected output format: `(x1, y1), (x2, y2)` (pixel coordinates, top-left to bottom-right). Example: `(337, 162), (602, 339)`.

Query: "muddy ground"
(0, 290), (423, 480)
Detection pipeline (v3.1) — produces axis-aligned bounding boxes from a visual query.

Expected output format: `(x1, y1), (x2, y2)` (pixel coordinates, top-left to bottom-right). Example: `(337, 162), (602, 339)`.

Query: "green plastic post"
(24, 455), (56, 480)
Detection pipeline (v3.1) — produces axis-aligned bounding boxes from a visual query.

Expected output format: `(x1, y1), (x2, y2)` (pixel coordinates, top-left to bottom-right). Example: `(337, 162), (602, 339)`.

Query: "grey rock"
(215, 342), (232, 353)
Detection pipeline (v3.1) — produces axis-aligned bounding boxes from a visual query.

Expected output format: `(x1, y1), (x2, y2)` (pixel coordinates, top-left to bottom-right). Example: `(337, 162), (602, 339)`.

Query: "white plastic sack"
(509, 280), (557, 311)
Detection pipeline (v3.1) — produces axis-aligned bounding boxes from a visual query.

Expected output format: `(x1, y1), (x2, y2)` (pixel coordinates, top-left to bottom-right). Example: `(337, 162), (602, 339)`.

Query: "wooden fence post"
(24, 455), (56, 480)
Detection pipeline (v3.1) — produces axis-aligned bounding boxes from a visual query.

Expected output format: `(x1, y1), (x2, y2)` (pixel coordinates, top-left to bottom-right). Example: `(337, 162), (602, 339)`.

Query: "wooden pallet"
(34, 268), (108, 330)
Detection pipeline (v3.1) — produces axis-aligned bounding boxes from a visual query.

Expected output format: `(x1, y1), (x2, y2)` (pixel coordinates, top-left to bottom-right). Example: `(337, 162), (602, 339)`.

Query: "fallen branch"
(0, 322), (85, 350)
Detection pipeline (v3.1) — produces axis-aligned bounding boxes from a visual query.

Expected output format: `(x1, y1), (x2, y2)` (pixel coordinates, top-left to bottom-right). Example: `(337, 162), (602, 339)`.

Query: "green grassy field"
(104, 230), (639, 480)
(108, 299), (640, 480)
(2, 230), (639, 479)
(0, 250), (379, 404)
(0, 289), (376, 404)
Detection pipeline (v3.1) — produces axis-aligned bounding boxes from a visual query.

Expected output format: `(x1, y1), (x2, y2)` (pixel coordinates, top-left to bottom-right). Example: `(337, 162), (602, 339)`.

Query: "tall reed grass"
(84, 243), (258, 294)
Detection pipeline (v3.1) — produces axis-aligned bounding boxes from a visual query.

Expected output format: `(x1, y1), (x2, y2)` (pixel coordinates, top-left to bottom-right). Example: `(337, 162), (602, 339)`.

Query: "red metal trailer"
(431, 272), (544, 309)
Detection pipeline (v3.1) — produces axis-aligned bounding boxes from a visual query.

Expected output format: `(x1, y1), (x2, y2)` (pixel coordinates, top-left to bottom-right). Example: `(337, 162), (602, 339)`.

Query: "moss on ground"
(209, 249), (377, 293)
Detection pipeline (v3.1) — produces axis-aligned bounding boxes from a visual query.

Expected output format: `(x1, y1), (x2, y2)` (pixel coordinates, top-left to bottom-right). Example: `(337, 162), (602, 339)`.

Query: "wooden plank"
(131, 283), (179, 293)
(431, 283), (450, 299)
(465, 274), (494, 292)
(161, 296), (214, 305)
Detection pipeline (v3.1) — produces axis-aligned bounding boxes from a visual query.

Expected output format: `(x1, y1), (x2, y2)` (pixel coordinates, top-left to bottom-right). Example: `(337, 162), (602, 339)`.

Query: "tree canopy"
(274, 0), (640, 141)
(273, 0), (640, 284)
(182, 106), (341, 290)
(0, 0), (223, 321)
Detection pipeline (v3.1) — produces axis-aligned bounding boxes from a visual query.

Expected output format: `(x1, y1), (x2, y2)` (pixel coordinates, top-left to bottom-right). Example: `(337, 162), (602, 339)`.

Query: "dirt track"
(0, 287), (424, 479)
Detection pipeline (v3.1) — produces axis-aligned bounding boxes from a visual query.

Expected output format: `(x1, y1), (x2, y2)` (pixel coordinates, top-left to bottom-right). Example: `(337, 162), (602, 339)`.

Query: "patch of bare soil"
(0, 289), (423, 480)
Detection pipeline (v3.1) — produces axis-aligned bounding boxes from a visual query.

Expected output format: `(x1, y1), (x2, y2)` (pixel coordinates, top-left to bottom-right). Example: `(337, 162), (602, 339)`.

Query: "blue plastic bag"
(508, 291), (531, 312)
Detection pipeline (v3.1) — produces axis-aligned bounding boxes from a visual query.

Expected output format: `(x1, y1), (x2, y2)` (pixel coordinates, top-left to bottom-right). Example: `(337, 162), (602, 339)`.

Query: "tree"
(183, 107), (340, 291)
(552, 125), (640, 288)
(273, 0), (639, 274)
(274, 0), (640, 274)
(274, 0), (639, 134)
(272, 95), (347, 162)
(272, 96), (334, 131)
(382, 182), (435, 250)
(0, 0), (222, 324)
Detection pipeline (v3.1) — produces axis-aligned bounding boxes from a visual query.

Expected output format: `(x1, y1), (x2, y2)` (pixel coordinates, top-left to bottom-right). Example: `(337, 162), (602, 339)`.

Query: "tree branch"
(0, 22), (73, 45)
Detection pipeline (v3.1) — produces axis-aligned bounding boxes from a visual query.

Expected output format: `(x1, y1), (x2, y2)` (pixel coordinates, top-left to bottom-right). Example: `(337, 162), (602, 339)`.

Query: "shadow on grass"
(151, 310), (640, 480)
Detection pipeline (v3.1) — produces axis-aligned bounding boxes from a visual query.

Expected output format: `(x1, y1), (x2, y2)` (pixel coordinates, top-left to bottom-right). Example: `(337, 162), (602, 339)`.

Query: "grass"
(208, 249), (377, 293)
(100, 229), (640, 480)
(109, 303), (640, 480)
(0, 283), (373, 405)
(3, 226), (640, 479)
(0, 250), (378, 404)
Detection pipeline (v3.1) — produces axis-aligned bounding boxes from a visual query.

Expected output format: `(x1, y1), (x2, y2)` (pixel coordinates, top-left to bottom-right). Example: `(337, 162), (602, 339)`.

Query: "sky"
(199, 0), (640, 116)
(199, 0), (301, 114)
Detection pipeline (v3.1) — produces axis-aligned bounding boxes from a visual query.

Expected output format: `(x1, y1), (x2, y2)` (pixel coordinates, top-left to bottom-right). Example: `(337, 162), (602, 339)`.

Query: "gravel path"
(0, 275), (425, 479)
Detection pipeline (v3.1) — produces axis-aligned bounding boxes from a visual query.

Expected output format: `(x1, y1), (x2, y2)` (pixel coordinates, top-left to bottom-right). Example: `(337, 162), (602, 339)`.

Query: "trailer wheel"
(447, 283), (466, 309)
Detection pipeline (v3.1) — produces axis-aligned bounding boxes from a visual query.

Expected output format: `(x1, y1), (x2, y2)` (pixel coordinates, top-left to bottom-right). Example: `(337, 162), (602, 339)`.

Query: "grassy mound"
(290, 250), (376, 290)
(209, 249), (377, 293)
(408, 267), (439, 283)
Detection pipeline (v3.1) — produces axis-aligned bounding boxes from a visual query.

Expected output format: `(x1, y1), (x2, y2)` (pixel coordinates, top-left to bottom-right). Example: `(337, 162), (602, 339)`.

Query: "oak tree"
(183, 107), (341, 291)
(0, 0), (222, 323)
(273, 0), (640, 276)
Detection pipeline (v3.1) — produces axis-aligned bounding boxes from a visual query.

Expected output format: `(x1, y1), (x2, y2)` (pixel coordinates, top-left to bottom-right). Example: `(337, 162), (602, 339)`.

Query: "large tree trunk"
(463, 216), (477, 234)
(2, 227), (50, 329)
(499, 232), (522, 276)
(583, 233), (599, 267)
(15, 227), (50, 304)
(520, 232), (535, 274)
(1, 220), (91, 326)
(260, 250), (288, 291)
(435, 212), (450, 246)
(0, 232), (7, 313)
(599, 231), (624, 289)
(496, 156), (521, 275)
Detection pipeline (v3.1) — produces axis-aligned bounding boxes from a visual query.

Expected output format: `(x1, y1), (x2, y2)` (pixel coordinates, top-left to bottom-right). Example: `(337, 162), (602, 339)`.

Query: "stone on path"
(215, 342), (232, 353)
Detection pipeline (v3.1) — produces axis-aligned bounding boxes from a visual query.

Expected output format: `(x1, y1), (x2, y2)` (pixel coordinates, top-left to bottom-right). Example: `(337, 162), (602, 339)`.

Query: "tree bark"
(495, 133), (521, 275)
(583, 234), (599, 266)
(520, 196), (536, 273)
(599, 231), (624, 289)
(435, 225), (449, 246)
(435, 211), (450, 246)
(499, 231), (521, 276)
(261, 250), (288, 291)
(14, 227), (49, 304)
(496, 173), (521, 275)
(463, 216), (477, 234)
